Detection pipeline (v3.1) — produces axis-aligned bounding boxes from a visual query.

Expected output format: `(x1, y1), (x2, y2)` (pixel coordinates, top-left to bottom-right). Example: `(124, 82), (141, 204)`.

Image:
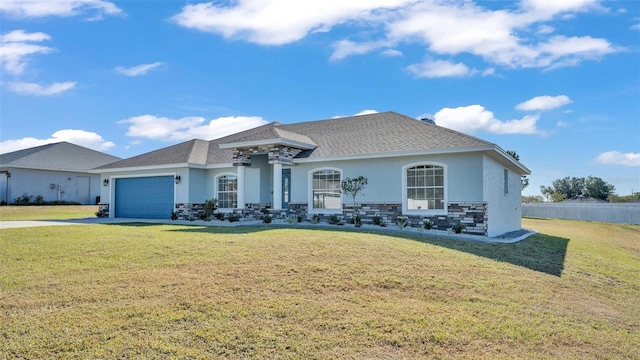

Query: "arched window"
(403, 163), (446, 214)
(309, 168), (341, 212)
(217, 174), (237, 209)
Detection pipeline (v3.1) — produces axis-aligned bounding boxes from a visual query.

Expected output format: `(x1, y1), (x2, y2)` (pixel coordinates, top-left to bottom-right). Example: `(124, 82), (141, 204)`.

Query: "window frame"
(402, 162), (448, 216)
(308, 167), (343, 214)
(215, 173), (238, 211)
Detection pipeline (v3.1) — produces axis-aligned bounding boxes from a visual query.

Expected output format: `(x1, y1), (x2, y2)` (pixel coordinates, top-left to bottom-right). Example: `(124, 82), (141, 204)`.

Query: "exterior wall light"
(175, 175), (181, 184)
(103, 179), (109, 186)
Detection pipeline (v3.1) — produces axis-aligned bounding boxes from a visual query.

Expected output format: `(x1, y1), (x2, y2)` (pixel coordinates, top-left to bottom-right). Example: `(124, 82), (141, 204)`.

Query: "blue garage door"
(115, 176), (174, 219)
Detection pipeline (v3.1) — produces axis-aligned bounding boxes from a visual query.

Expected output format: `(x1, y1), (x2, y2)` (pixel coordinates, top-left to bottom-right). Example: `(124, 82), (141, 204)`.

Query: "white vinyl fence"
(522, 203), (640, 224)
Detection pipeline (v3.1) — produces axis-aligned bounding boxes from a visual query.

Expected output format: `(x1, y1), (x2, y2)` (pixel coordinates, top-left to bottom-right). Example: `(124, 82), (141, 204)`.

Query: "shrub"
(214, 212), (225, 220)
(227, 214), (240, 222)
(287, 215), (298, 224)
(14, 193), (32, 205)
(423, 219), (434, 230)
(328, 214), (340, 225)
(452, 222), (466, 234)
(310, 214), (320, 224)
(397, 217), (408, 229)
(262, 215), (272, 224)
(202, 198), (218, 220)
(171, 212), (178, 220)
(372, 216), (383, 226)
(354, 215), (362, 227)
(35, 195), (45, 204)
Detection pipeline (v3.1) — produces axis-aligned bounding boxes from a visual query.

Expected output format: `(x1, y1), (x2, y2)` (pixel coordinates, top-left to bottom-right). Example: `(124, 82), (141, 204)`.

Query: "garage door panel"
(115, 176), (174, 219)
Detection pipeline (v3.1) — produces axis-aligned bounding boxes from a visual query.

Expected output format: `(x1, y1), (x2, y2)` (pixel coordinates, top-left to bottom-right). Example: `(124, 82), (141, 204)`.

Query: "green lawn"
(0, 218), (638, 359)
(0, 205), (98, 221)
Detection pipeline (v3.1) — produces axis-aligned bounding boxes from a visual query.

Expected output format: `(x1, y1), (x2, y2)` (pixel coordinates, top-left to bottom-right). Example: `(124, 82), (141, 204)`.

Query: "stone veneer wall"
(233, 145), (303, 166)
(171, 201), (488, 235)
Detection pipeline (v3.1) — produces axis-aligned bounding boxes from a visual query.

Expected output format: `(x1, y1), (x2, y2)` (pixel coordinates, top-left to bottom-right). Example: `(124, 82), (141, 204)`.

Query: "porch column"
(273, 162), (282, 210)
(236, 165), (245, 209)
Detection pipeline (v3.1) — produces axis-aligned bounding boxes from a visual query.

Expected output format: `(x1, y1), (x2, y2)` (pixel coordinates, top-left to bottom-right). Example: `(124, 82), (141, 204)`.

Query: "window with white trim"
(406, 164), (445, 210)
(311, 169), (341, 210)
(217, 174), (237, 209)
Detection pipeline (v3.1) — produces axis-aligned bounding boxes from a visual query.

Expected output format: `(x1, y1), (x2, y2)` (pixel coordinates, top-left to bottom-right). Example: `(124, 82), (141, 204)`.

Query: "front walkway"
(0, 217), (537, 244)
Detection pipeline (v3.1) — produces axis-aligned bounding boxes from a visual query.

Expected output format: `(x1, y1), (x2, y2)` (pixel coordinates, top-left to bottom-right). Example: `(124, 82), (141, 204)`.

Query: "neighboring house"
(93, 112), (530, 236)
(0, 142), (121, 205)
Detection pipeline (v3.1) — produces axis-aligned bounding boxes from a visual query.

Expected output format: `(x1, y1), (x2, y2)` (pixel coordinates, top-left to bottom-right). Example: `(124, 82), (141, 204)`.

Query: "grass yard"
(0, 205), (98, 221)
(0, 218), (638, 359)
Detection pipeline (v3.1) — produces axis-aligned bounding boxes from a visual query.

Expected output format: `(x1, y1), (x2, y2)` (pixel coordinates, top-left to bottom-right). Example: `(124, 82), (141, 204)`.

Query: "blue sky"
(1, 0), (639, 197)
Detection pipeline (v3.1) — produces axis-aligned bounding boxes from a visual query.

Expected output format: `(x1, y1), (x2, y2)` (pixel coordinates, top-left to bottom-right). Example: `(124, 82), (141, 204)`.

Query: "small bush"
(354, 215), (362, 227)
(452, 222), (466, 234)
(423, 220), (434, 230)
(372, 216), (383, 226)
(14, 193), (32, 205)
(287, 215), (298, 224)
(328, 214), (340, 225)
(214, 213), (225, 220)
(310, 214), (320, 224)
(397, 217), (408, 229)
(262, 215), (272, 224)
(171, 211), (178, 220)
(227, 214), (240, 222)
(34, 195), (45, 204)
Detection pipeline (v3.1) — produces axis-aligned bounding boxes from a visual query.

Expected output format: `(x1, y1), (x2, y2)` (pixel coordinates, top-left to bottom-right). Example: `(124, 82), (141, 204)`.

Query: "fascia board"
(489, 146), (532, 175)
(89, 163), (191, 173)
(292, 146), (496, 163)
(219, 138), (316, 150)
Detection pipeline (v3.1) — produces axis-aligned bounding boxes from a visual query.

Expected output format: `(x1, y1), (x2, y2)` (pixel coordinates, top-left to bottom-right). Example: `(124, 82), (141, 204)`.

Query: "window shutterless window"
(406, 165), (445, 210)
(311, 169), (341, 210)
(217, 175), (238, 209)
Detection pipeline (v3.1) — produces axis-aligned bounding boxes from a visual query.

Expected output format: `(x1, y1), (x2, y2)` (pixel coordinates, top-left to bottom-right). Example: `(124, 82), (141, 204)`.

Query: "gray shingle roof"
(0, 142), (121, 171)
(97, 111), (513, 170)
(93, 139), (211, 169)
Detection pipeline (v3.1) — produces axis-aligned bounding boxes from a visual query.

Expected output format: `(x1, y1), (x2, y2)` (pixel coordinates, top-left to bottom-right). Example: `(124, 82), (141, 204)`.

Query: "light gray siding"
(482, 155), (523, 236)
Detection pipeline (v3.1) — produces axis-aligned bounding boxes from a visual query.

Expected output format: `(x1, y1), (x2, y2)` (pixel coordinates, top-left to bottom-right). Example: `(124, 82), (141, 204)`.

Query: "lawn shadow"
(162, 224), (570, 277)
(408, 232), (569, 277)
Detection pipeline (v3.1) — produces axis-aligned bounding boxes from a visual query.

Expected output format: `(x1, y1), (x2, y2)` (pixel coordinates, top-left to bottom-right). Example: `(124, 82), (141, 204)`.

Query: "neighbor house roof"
(95, 111), (530, 174)
(0, 142), (121, 172)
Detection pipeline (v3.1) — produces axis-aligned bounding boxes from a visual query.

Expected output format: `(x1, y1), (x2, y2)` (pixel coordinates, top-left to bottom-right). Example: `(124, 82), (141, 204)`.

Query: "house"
(93, 112), (530, 236)
(0, 142), (121, 205)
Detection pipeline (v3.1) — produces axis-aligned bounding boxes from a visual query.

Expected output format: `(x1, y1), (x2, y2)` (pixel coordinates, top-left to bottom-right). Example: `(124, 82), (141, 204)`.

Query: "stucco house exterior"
(93, 112), (530, 236)
(0, 142), (121, 205)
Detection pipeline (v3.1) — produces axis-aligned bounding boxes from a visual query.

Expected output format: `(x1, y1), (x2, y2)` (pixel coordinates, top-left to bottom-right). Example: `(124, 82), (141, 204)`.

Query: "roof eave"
(219, 138), (317, 150)
(89, 163), (196, 173)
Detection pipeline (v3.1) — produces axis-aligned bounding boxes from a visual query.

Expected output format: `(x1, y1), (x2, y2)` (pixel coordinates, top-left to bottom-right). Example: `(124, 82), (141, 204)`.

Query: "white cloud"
(333, 109), (379, 118)
(519, 0), (601, 15)
(171, 0), (413, 46)
(115, 62), (164, 76)
(119, 115), (269, 142)
(170, 1), (620, 71)
(631, 24), (640, 31)
(516, 95), (572, 111)
(407, 59), (471, 78)
(0, 129), (115, 154)
(0, 30), (52, 75)
(6, 81), (76, 95)
(594, 151), (640, 167)
(434, 104), (539, 134)
(354, 109), (378, 116)
(330, 40), (386, 61)
(0, 0), (122, 19)
(381, 48), (403, 57)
